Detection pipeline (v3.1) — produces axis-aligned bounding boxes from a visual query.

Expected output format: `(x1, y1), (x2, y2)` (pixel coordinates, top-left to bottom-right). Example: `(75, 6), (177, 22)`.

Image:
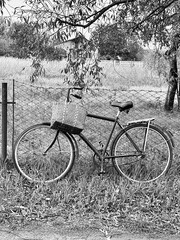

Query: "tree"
(91, 24), (143, 60)
(8, 22), (48, 59)
(164, 34), (180, 111)
(0, 1), (178, 40)
(7, 22), (66, 60)
(0, 0), (180, 109)
(0, 16), (5, 35)
(0, 16), (11, 55)
(0, 38), (11, 55)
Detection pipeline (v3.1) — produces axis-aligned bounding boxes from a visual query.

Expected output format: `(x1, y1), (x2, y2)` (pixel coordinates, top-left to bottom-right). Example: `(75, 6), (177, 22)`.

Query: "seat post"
(116, 109), (120, 118)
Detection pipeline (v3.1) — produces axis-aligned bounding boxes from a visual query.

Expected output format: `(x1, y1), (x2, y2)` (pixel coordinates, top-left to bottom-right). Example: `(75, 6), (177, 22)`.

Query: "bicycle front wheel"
(14, 123), (75, 183)
(111, 123), (173, 183)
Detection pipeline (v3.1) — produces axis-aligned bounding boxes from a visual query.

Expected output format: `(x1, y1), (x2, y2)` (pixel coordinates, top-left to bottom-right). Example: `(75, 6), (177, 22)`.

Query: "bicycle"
(13, 87), (174, 183)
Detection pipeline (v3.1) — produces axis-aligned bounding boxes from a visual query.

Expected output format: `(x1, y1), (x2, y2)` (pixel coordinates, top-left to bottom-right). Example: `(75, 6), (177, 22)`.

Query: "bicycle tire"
(111, 123), (173, 183)
(14, 123), (76, 183)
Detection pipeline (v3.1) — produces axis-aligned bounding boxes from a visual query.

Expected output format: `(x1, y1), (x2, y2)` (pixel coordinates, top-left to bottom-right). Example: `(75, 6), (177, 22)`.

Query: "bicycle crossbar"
(87, 113), (115, 122)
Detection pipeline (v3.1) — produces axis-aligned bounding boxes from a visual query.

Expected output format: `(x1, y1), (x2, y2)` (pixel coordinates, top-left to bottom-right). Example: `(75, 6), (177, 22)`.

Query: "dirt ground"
(0, 222), (180, 240)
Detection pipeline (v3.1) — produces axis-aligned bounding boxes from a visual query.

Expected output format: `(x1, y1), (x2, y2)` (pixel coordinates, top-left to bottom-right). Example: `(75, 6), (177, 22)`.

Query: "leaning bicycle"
(13, 87), (173, 183)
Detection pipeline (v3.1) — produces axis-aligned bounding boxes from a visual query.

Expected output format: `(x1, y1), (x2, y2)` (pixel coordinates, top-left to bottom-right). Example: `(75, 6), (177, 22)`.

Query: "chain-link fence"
(1, 79), (180, 164)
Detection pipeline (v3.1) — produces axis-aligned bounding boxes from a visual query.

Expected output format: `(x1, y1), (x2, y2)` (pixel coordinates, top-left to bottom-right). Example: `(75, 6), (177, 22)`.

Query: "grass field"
(0, 56), (168, 88)
(1, 56), (180, 237)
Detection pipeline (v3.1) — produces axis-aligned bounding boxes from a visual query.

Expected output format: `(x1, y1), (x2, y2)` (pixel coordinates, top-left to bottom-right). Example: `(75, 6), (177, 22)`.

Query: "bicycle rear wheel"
(14, 123), (75, 183)
(111, 123), (173, 183)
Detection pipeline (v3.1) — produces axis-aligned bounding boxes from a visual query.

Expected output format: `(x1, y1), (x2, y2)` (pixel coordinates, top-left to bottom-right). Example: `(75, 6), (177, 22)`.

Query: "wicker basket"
(50, 101), (87, 134)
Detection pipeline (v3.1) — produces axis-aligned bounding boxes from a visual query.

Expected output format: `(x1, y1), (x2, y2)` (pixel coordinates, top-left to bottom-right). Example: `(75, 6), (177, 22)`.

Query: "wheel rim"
(113, 125), (171, 183)
(14, 125), (74, 183)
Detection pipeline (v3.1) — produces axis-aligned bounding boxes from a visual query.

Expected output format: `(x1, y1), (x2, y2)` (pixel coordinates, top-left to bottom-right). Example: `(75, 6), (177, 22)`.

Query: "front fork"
(43, 130), (59, 155)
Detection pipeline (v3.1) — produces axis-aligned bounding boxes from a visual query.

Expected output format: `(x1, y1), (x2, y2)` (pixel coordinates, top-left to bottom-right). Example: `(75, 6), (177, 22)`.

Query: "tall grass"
(1, 168), (180, 236)
(0, 57), (66, 85)
(99, 60), (167, 89)
(0, 57), (167, 88)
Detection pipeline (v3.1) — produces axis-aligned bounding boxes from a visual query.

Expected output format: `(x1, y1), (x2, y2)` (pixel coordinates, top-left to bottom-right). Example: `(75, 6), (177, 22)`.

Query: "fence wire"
(1, 79), (180, 163)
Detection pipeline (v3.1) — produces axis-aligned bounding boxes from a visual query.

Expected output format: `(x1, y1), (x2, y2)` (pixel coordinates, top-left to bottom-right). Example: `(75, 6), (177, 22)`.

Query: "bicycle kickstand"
(98, 157), (106, 177)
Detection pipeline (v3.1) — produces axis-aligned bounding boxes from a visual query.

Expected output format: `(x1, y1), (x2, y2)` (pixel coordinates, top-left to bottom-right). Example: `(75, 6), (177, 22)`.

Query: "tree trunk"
(164, 54), (178, 111)
(164, 33), (180, 111)
(177, 78), (180, 111)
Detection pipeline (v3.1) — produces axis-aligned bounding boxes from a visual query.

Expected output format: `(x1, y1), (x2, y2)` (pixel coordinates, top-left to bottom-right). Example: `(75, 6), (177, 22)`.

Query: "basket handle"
(67, 87), (84, 102)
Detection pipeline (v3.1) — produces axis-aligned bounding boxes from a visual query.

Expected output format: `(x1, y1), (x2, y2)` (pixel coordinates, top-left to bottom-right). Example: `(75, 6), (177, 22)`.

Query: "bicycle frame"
(44, 112), (154, 171)
(79, 113), (144, 162)
(63, 87), (154, 161)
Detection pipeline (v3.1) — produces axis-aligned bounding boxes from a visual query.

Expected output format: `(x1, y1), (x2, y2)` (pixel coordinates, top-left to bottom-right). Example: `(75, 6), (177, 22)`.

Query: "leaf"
(86, 6), (92, 12)
(79, 9), (83, 16)
(0, 0), (5, 8)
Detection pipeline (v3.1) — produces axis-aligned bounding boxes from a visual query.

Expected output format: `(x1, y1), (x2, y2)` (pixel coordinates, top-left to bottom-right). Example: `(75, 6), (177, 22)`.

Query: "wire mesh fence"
(1, 79), (180, 164)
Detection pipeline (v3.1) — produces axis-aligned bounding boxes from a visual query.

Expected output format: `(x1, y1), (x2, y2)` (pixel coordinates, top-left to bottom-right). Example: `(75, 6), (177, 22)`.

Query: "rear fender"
(162, 128), (175, 148)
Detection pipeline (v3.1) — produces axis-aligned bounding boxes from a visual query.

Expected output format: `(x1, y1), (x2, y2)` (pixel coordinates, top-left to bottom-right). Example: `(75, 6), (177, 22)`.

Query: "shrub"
(0, 38), (11, 56)
(44, 46), (66, 61)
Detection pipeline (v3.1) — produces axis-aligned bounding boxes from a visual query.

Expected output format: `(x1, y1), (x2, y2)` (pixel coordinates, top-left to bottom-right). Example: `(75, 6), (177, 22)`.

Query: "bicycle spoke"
(14, 124), (75, 183)
(111, 123), (172, 183)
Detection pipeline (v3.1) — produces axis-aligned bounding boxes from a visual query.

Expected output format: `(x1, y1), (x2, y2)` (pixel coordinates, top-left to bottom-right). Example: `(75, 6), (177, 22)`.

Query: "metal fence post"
(1, 82), (7, 166)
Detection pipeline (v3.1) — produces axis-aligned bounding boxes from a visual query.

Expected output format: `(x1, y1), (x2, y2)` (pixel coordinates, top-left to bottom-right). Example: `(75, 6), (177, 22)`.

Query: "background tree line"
(0, 17), (144, 61)
(91, 24), (144, 61)
(0, 18), (66, 60)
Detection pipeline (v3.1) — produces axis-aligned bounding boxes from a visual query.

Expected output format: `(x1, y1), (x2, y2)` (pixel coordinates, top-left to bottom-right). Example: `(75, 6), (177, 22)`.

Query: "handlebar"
(67, 87), (84, 102)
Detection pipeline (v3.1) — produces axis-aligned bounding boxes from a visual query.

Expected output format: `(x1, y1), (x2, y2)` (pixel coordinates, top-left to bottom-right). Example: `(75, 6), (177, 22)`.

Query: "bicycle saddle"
(110, 101), (133, 112)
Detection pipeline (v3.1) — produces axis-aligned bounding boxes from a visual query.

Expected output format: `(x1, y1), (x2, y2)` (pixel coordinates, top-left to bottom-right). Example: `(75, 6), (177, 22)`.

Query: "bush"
(7, 22), (67, 60)
(0, 38), (11, 56)
(44, 46), (66, 61)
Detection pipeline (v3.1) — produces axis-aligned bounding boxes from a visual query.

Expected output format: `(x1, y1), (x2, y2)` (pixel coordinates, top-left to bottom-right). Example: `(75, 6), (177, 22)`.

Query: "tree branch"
(56, 0), (136, 28)
(133, 0), (178, 31)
